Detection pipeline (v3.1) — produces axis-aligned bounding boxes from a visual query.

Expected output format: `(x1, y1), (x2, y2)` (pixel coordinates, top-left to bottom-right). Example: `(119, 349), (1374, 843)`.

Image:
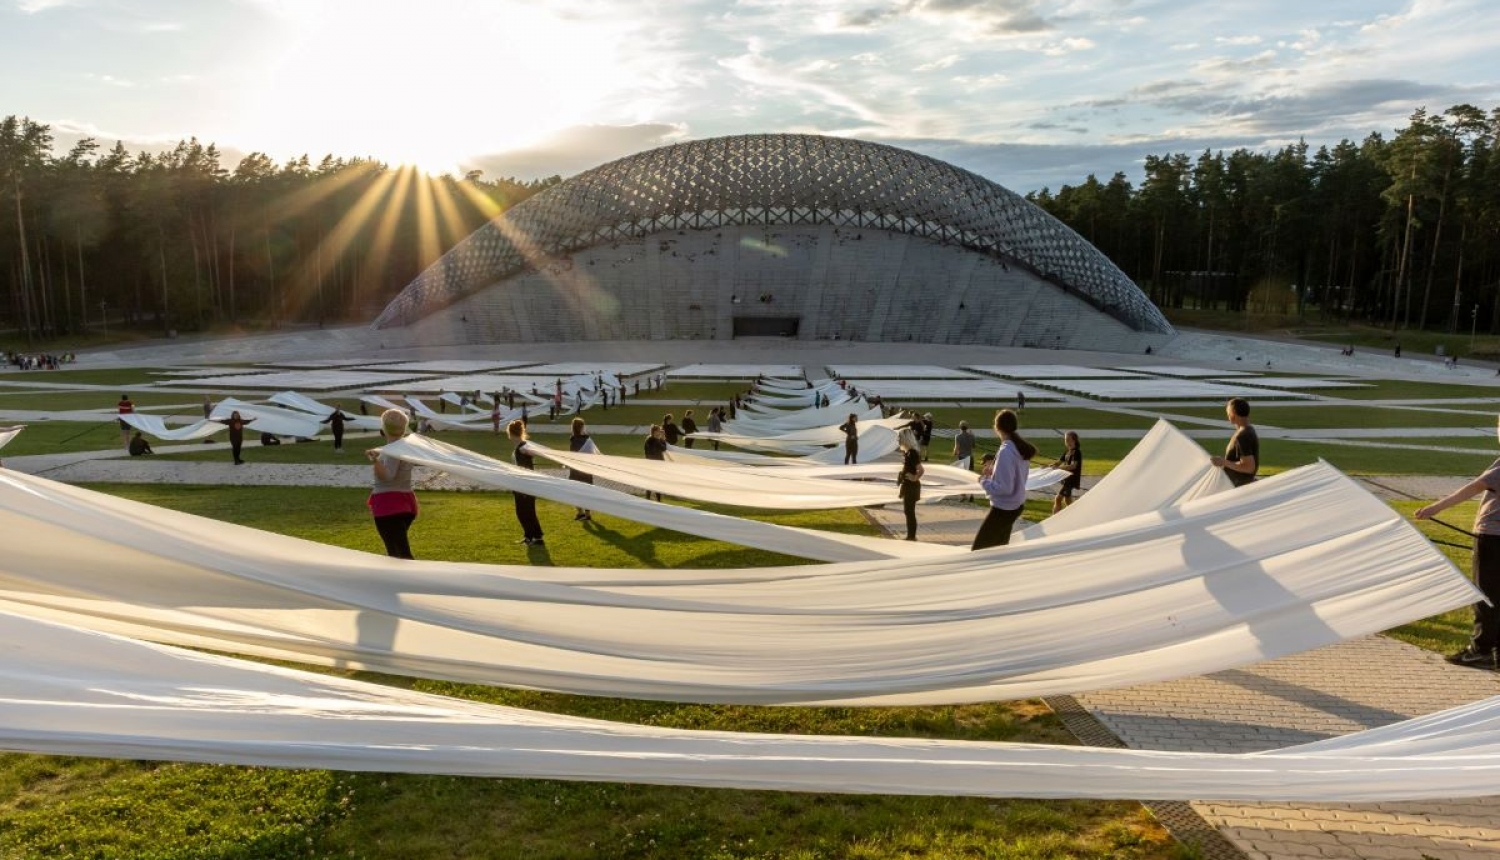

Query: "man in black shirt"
(128, 431), (153, 456)
(1210, 397), (1258, 487)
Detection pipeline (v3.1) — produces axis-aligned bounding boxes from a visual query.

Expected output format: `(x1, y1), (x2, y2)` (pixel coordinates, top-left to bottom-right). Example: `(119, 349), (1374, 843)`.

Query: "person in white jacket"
(971, 409), (1037, 550)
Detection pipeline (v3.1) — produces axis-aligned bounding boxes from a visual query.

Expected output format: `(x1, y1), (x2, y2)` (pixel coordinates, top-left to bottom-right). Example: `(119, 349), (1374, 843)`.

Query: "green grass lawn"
(0, 483), (1180, 860)
(0, 420), (134, 456)
(0, 389), (211, 412)
(0, 367), (169, 387)
(1329, 378), (1500, 400)
(1168, 404), (1494, 429)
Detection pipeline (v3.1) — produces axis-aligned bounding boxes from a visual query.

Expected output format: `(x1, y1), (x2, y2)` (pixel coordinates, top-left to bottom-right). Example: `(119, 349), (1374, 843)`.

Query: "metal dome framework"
(374, 134), (1171, 334)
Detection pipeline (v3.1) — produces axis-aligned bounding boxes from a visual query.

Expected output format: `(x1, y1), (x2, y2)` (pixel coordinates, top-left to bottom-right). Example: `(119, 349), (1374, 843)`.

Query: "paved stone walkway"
(866, 495), (1500, 860)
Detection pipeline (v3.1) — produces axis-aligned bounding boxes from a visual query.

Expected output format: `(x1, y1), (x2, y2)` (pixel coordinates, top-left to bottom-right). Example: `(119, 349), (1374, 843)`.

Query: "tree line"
(0, 115), (557, 343)
(1026, 105), (1500, 333)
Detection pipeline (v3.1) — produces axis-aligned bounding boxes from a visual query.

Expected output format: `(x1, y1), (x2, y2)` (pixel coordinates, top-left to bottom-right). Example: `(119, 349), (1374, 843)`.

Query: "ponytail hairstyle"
(506, 419), (528, 441)
(994, 409), (1037, 460)
(571, 416), (586, 435)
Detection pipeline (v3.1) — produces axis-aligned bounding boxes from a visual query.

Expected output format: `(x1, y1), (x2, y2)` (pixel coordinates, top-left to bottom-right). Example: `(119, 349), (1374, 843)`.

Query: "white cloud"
(16, 0), (73, 12)
(1041, 36), (1094, 56)
(951, 72), (1008, 88)
(914, 54), (960, 71)
(1214, 34), (1262, 46)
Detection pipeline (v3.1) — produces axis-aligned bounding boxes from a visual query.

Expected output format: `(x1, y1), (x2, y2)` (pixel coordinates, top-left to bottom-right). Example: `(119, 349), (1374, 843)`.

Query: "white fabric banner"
(9, 607), (1500, 801)
(267, 391), (383, 431)
(724, 405), (882, 435)
(210, 398), (324, 438)
(118, 413), (224, 442)
(382, 435), (946, 562)
(1015, 420), (1234, 543)
(522, 440), (980, 508)
(0, 425), (23, 450)
(0, 462), (1475, 706)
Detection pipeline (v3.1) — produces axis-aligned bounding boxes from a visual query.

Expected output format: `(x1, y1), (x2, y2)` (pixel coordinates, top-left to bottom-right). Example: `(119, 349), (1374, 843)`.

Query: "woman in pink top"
(366, 409), (418, 559)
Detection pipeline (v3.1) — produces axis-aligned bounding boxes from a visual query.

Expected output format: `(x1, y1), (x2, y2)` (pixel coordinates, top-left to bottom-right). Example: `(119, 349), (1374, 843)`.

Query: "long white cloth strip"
(725, 405), (882, 435)
(268, 392), (383, 431)
(210, 398), (324, 438)
(11, 608), (1500, 801)
(521, 441), (978, 508)
(403, 396), (521, 431)
(1015, 420), (1234, 543)
(699, 417), (910, 454)
(381, 435), (946, 562)
(666, 425), (901, 466)
(0, 425), (23, 450)
(0, 462), (1475, 706)
(117, 413), (224, 442)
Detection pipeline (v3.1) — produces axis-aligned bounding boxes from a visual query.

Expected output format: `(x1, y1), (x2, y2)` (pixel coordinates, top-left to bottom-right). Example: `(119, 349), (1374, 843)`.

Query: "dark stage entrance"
(732, 316), (800, 337)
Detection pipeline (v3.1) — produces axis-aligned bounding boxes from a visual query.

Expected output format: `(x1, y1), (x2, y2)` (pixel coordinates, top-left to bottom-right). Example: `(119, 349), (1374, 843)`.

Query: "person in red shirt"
(116, 394), (135, 448)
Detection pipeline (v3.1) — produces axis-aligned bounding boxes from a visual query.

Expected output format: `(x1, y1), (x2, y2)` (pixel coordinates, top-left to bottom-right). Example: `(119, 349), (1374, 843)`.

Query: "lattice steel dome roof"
(374, 134), (1171, 333)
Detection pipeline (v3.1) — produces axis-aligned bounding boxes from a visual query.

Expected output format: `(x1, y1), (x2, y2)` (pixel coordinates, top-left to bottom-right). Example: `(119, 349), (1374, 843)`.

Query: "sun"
(238, 1), (638, 174)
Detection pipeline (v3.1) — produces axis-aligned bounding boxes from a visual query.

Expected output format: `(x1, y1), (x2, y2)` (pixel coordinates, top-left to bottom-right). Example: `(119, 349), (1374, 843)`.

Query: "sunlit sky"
(2, 0), (1496, 191)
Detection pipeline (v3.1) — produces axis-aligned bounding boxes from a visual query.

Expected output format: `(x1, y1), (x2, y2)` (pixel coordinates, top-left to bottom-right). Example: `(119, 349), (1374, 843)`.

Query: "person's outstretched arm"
(1416, 476), (1490, 519)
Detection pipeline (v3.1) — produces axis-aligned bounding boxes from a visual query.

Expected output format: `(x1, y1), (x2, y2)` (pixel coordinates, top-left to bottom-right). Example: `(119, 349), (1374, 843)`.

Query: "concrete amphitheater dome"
(374, 133), (1173, 350)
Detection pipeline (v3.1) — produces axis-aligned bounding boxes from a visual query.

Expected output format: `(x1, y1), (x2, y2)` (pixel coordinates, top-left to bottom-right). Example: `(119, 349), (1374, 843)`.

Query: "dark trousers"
(684, 438), (695, 448)
(332, 427), (344, 450)
(374, 512), (415, 559)
(229, 434), (244, 464)
(972, 505), (1023, 550)
(514, 492), (543, 540)
(1471, 534), (1500, 651)
(902, 494), (918, 540)
(845, 442), (858, 465)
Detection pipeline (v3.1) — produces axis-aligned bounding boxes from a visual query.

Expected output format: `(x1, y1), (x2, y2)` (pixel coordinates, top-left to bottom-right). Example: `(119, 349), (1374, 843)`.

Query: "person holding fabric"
(920, 413), (935, 462)
(507, 419), (545, 546)
(201, 395), (213, 420)
(1417, 422), (1500, 668)
(706, 407), (723, 450)
(226, 410), (253, 465)
(116, 393), (135, 448)
(1209, 398), (1258, 487)
(839, 413), (860, 464)
(663, 414), (682, 446)
(320, 408), (348, 452)
(952, 420), (976, 469)
(491, 400), (502, 434)
(568, 417), (595, 522)
(365, 409), (418, 559)
(681, 410), (698, 448)
(972, 409), (1037, 550)
(1049, 431), (1083, 514)
(128, 431), (153, 456)
(896, 426), (924, 541)
(642, 424), (667, 502)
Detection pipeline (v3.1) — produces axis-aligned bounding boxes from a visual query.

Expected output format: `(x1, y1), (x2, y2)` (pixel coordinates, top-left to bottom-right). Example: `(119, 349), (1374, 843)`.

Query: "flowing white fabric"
(1015, 421), (1234, 543)
(117, 413), (224, 442)
(0, 462), (1475, 706)
(403, 396), (522, 431)
(521, 441), (979, 508)
(10, 608), (1500, 801)
(266, 392), (383, 431)
(666, 425), (901, 466)
(697, 417), (911, 455)
(724, 405), (882, 435)
(210, 398), (324, 438)
(0, 425), (22, 450)
(381, 435), (946, 562)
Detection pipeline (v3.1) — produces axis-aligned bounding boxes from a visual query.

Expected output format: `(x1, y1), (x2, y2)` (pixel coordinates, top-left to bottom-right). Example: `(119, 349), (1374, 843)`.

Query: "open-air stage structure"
(374, 134), (1174, 353)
